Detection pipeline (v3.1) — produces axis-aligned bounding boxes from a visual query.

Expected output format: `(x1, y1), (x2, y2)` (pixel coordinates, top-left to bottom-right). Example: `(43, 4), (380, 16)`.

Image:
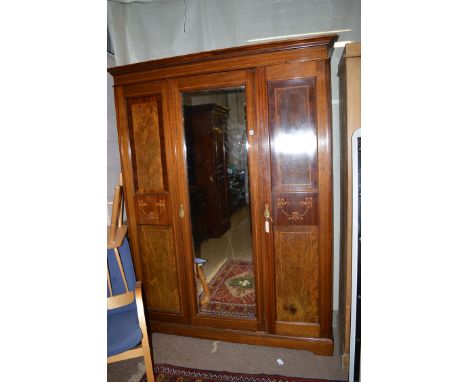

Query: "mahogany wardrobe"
(108, 34), (337, 355)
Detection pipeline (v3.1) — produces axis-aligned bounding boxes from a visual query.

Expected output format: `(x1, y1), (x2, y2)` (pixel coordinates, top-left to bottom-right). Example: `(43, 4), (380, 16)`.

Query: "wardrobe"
(108, 34), (337, 355)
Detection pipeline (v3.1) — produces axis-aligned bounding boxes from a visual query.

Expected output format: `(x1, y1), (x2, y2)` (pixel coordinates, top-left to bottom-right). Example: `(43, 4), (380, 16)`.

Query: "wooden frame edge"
(152, 321), (334, 356)
(108, 35), (338, 77)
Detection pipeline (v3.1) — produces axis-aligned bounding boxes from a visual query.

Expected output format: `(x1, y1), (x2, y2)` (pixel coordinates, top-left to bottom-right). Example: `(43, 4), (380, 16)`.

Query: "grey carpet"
(107, 325), (347, 381)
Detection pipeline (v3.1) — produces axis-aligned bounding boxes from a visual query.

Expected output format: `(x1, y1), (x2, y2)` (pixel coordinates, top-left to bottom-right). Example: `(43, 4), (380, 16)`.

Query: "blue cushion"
(107, 237), (142, 356)
(107, 303), (142, 357)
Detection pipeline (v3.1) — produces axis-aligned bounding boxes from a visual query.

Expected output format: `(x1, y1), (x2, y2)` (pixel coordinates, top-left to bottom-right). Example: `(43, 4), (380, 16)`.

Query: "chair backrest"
(107, 237), (136, 295)
(107, 180), (137, 313)
(107, 237), (137, 314)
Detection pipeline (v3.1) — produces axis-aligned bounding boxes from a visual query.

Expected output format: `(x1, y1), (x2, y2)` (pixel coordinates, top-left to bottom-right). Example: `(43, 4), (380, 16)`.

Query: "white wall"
(107, 0), (361, 310)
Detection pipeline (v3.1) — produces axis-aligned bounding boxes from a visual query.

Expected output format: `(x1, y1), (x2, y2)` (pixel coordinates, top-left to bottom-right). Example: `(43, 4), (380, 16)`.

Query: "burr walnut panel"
(138, 225), (181, 314)
(127, 95), (168, 193)
(274, 226), (319, 324)
(268, 78), (318, 193)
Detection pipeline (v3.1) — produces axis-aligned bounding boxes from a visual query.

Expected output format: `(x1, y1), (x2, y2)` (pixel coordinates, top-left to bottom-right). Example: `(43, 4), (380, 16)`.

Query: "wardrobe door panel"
(265, 63), (330, 339)
(127, 96), (167, 193)
(118, 86), (187, 321)
(138, 225), (180, 313)
(274, 226), (319, 321)
(268, 78), (318, 193)
(274, 226), (320, 338)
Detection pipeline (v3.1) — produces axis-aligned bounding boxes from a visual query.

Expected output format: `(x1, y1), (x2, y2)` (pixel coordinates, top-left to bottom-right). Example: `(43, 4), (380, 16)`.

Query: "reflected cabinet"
(108, 35), (337, 355)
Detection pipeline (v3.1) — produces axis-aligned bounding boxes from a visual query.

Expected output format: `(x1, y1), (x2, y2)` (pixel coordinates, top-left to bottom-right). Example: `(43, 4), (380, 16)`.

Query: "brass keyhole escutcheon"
(264, 203), (270, 219)
(264, 203), (273, 222)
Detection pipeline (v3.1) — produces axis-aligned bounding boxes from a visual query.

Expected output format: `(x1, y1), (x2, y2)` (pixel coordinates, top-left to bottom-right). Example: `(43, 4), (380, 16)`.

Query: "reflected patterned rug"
(140, 364), (341, 382)
(199, 259), (256, 318)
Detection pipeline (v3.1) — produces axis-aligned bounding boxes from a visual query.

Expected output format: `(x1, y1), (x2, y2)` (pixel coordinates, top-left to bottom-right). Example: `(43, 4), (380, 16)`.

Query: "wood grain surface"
(268, 78), (318, 193)
(274, 226), (319, 324)
(138, 225), (180, 314)
(127, 96), (167, 193)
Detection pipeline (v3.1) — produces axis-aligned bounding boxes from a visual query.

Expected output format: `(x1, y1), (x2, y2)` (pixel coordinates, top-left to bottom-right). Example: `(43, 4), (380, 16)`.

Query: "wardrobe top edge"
(108, 34), (338, 77)
(337, 41), (361, 77)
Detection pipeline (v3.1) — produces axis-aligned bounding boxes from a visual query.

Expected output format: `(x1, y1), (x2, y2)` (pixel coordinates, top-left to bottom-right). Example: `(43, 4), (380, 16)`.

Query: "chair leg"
(135, 283), (154, 382)
(141, 333), (154, 382)
(196, 264), (210, 307)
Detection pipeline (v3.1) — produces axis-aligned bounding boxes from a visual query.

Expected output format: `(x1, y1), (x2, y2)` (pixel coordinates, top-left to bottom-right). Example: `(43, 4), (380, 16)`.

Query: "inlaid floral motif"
(138, 199), (166, 221)
(277, 197), (313, 221)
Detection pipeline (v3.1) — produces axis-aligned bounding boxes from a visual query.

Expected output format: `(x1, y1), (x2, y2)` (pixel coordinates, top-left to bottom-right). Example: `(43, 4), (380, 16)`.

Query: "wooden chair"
(107, 182), (154, 382)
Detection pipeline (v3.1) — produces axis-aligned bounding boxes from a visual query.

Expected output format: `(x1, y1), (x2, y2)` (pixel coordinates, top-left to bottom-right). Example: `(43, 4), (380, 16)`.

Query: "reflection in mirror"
(182, 87), (255, 319)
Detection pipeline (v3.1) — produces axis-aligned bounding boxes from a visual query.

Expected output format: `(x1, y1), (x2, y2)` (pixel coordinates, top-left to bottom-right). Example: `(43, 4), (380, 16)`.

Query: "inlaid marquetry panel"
(138, 225), (180, 314)
(127, 95), (168, 193)
(268, 78), (318, 193)
(273, 193), (318, 226)
(274, 226), (319, 324)
(134, 194), (170, 225)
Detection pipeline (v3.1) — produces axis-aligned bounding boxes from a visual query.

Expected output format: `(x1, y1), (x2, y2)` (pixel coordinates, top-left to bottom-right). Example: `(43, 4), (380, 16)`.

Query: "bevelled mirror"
(182, 87), (256, 319)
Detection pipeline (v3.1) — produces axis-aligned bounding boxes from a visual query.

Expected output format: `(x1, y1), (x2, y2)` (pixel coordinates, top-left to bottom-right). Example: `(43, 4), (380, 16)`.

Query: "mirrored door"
(174, 71), (264, 330)
(183, 87), (255, 318)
